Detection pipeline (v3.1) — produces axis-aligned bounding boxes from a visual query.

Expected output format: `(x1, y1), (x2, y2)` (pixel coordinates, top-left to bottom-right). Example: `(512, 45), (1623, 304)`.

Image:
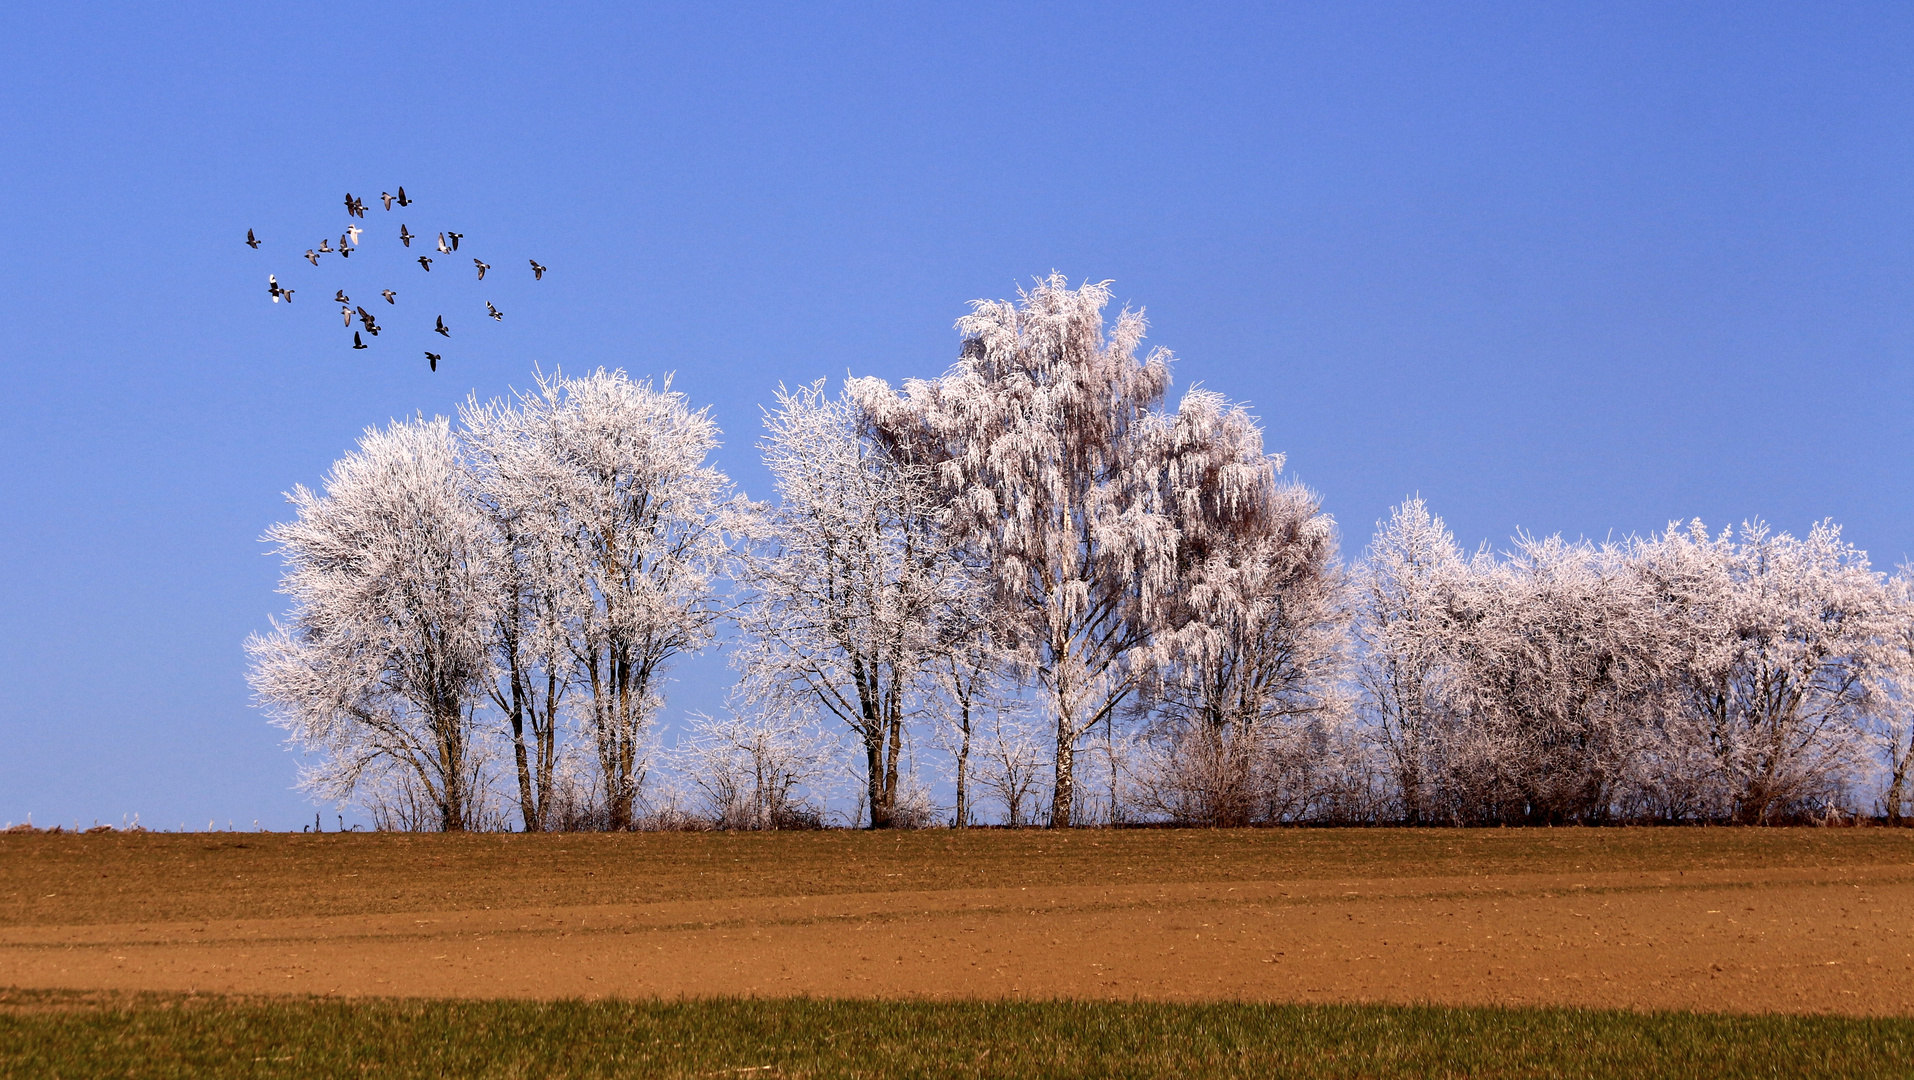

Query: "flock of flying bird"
(250, 187), (546, 371)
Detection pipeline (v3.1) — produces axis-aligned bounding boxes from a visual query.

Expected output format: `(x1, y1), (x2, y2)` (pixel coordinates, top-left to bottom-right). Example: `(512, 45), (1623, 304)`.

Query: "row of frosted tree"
(248, 276), (1914, 830)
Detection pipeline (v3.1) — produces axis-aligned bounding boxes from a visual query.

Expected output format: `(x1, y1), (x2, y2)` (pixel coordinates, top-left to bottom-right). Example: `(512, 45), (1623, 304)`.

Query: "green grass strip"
(3, 991), (1910, 1079)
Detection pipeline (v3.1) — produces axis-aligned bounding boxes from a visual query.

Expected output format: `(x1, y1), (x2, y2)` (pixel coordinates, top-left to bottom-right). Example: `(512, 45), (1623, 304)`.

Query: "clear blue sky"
(2, 4), (1907, 829)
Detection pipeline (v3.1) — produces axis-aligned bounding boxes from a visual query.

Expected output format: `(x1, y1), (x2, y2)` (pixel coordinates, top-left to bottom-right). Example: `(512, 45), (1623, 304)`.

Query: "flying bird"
(352, 331), (368, 350)
(436, 233), (451, 254)
(399, 224), (413, 246)
(344, 192), (356, 216)
(418, 255), (433, 271)
(425, 351), (441, 372)
(380, 192), (395, 211)
(395, 186), (411, 207)
(486, 301), (503, 320)
(446, 232), (463, 251)
(304, 249), (319, 266)
(356, 305), (373, 328)
(246, 229), (260, 249)
(318, 238), (332, 253)
(268, 274), (281, 301)
(334, 290), (350, 305)
(474, 259), (490, 280)
(382, 289), (396, 304)
(529, 259), (546, 280)
(434, 315), (450, 337)
(346, 225), (363, 246)
(338, 235), (352, 258)
(341, 305), (352, 327)
(281, 287), (294, 303)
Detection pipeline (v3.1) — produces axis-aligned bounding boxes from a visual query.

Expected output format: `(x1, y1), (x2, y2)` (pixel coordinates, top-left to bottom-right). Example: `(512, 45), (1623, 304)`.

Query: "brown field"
(2, 828), (1910, 1015)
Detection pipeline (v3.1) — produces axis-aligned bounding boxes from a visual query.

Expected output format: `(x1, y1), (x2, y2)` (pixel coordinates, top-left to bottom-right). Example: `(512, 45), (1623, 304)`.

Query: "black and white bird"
(338, 235), (352, 258)
(434, 315), (450, 337)
(474, 259), (490, 281)
(446, 232), (463, 251)
(346, 225), (363, 246)
(268, 274), (282, 301)
(318, 238), (332, 253)
(529, 259), (546, 280)
(380, 192), (395, 211)
(486, 301), (503, 321)
(395, 186), (411, 207)
(246, 229), (260, 249)
(341, 304), (352, 327)
(305, 249), (320, 266)
(399, 224), (414, 247)
(352, 331), (368, 350)
(425, 351), (441, 372)
(382, 289), (396, 304)
(436, 232), (451, 254)
(334, 290), (350, 305)
(418, 255), (433, 271)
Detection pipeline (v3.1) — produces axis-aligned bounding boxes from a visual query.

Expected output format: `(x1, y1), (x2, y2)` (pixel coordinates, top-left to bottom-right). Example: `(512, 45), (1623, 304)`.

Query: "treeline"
(248, 275), (1914, 830)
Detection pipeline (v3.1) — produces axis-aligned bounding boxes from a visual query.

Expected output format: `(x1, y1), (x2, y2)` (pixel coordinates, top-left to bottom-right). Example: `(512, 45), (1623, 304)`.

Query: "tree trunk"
(508, 669), (538, 831)
(1051, 720), (1076, 828)
(954, 708), (971, 829)
(1884, 727), (1911, 826)
(865, 741), (892, 828)
(438, 704), (466, 832)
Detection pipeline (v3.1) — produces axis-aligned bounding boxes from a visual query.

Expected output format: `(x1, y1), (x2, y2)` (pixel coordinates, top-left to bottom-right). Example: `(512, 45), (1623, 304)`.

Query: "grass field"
(5, 990), (1913, 1079)
(3, 828), (1912, 1076)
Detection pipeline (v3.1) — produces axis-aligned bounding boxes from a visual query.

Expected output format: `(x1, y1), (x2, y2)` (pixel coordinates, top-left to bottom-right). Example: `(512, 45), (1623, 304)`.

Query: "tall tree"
(463, 403), (572, 831)
(462, 369), (732, 830)
(1871, 571), (1914, 824)
(1354, 499), (1466, 824)
(246, 417), (494, 831)
(732, 381), (970, 828)
(856, 275), (1275, 826)
(1142, 478), (1347, 826)
(1633, 520), (1884, 823)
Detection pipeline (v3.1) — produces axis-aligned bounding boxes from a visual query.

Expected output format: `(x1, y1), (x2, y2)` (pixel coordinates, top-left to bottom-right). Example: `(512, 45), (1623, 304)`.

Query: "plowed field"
(4, 829), (1910, 1014)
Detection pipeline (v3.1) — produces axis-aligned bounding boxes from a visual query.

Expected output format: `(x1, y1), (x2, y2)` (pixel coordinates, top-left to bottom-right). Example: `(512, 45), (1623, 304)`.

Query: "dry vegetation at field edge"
(2, 828), (1911, 1015)
(4, 827), (1911, 928)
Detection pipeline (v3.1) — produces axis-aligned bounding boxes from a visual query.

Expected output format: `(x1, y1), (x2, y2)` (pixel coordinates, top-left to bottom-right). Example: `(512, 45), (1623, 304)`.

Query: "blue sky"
(1, 3), (1908, 829)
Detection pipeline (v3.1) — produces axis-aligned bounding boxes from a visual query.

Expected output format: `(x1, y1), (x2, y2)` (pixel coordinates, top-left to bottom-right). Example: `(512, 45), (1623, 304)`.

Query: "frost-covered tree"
(461, 369), (732, 830)
(463, 403), (573, 831)
(1139, 478), (1348, 826)
(855, 276), (1276, 826)
(675, 710), (837, 829)
(1632, 520), (1885, 823)
(1439, 534), (1669, 824)
(1354, 498), (1466, 823)
(731, 381), (972, 828)
(1871, 570), (1914, 823)
(1352, 507), (1897, 825)
(927, 622), (1011, 828)
(246, 417), (494, 831)
(973, 711), (1050, 827)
